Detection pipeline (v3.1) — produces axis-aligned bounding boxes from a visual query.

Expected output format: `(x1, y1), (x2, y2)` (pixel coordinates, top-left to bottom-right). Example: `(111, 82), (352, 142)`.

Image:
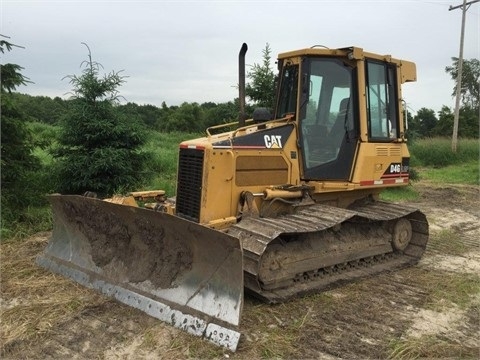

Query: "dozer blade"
(37, 194), (243, 351)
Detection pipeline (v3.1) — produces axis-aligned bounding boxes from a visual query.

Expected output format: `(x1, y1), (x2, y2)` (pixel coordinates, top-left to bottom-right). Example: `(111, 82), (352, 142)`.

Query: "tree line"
(13, 91), (479, 139)
(10, 92), (250, 132)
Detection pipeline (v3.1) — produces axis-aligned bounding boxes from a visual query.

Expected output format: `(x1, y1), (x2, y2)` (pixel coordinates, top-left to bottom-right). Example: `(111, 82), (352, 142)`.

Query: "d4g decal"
(382, 158), (410, 178)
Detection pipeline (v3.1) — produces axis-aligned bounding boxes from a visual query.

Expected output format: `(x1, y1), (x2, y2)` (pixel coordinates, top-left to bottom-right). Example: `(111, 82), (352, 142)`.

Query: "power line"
(449, 0), (479, 10)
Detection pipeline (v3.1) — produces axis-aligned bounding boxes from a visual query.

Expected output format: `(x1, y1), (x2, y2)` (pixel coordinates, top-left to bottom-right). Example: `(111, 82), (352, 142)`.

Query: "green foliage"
(420, 160), (479, 185)
(64, 43), (125, 103)
(111, 100), (243, 131)
(445, 57), (480, 109)
(246, 43), (276, 109)
(11, 93), (68, 124)
(407, 105), (479, 139)
(380, 186), (419, 202)
(1, 206), (53, 240)
(408, 57), (480, 140)
(410, 137), (479, 167)
(2, 123), (58, 240)
(118, 102), (163, 129)
(141, 131), (201, 195)
(53, 45), (150, 196)
(202, 100), (239, 128)
(163, 102), (205, 132)
(413, 108), (437, 138)
(0, 38), (32, 92)
(0, 37), (47, 233)
(433, 105), (479, 138)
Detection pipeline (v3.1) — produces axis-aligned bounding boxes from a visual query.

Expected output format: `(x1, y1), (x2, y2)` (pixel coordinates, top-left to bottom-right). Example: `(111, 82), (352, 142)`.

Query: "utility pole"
(449, 0), (479, 152)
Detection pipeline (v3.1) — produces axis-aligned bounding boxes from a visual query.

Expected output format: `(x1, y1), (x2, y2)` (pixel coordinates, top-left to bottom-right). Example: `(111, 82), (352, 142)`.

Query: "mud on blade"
(37, 194), (243, 351)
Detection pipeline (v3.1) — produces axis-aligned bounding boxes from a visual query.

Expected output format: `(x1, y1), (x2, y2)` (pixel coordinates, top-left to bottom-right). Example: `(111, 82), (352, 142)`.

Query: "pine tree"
(0, 37), (41, 226)
(246, 43), (276, 109)
(53, 44), (149, 196)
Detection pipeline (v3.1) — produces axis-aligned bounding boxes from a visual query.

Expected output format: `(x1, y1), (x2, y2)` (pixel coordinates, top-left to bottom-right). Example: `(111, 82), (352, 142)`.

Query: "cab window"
(366, 61), (399, 140)
(300, 58), (354, 170)
(276, 64), (299, 117)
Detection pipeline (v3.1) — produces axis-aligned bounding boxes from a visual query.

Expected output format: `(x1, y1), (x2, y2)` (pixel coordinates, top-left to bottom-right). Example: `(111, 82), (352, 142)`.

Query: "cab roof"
(277, 46), (417, 83)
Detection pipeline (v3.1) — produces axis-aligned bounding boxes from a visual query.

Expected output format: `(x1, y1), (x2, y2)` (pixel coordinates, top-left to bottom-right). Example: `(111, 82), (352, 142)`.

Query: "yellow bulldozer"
(37, 44), (429, 351)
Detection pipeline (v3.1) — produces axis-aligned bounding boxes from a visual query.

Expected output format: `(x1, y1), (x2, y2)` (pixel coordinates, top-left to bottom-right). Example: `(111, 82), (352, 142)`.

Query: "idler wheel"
(392, 218), (412, 252)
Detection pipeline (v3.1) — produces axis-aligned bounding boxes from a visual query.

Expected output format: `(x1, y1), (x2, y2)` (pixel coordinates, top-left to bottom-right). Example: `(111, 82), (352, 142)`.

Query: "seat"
(328, 97), (351, 151)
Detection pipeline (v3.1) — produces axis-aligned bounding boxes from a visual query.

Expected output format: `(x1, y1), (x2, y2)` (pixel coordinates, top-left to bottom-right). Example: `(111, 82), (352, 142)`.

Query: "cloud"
(2, 0), (479, 113)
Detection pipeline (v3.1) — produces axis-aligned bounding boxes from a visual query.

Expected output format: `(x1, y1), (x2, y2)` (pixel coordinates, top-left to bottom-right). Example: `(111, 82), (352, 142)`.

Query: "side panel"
(201, 148), (235, 224)
(236, 156), (288, 186)
(351, 142), (410, 186)
(197, 124), (298, 224)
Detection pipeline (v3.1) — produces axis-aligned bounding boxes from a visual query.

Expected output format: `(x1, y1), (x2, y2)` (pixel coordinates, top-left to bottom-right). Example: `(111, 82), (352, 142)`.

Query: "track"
(228, 201), (429, 303)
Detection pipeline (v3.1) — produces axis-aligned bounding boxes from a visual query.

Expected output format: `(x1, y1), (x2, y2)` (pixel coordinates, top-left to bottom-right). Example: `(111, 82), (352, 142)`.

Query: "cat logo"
(264, 135), (283, 149)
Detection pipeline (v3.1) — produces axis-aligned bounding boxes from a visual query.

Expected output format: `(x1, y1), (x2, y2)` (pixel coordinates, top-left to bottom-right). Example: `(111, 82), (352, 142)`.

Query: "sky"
(1, 0), (479, 115)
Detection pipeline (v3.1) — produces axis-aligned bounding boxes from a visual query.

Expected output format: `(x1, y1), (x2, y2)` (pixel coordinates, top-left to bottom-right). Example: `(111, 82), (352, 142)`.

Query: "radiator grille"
(176, 148), (204, 222)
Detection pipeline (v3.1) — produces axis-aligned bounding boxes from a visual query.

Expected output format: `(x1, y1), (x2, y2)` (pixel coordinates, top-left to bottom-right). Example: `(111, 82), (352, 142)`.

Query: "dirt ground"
(1, 182), (479, 359)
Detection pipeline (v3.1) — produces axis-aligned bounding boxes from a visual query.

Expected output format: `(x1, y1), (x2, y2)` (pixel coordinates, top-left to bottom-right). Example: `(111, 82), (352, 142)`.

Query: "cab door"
(298, 57), (359, 181)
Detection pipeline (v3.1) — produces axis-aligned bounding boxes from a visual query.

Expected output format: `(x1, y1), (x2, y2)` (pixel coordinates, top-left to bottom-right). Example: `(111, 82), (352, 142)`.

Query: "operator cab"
(274, 47), (404, 182)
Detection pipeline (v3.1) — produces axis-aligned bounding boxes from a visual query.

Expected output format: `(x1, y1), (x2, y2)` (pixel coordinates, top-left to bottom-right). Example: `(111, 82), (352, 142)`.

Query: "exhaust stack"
(238, 43), (248, 128)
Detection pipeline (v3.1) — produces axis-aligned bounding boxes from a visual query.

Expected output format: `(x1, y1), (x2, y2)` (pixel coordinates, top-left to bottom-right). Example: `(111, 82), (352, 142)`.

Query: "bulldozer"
(37, 44), (429, 352)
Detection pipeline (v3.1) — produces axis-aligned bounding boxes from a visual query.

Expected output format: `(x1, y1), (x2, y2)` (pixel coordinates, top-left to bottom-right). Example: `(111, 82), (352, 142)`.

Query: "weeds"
(0, 235), (107, 356)
(389, 334), (477, 360)
(380, 186), (419, 202)
(410, 138), (479, 167)
(420, 160), (479, 185)
(1, 206), (52, 241)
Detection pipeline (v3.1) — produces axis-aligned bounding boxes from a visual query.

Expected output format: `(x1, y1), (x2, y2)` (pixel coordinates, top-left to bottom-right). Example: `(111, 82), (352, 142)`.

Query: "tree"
(433, 106), (479, 138)
(164, 102), (205, 132)
(0, 37), (41, 226)
(202, 101), (238, 128)
(446, 57), (480, 109)
(413, 108), (438, 137)
(53, 44), (149, 196)
(246, 43), (276, 109)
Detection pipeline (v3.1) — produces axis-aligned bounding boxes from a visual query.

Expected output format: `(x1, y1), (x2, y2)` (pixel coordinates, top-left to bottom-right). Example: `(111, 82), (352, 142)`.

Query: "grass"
(380, 185), (419, 202)
(388, 334), (478, 360)
(418, 271), (480, 311)
(0, 234), (108, 355)
(419, 160), (479, 185)
(140, 131), (202, 196)
(1, 206), (53, 241)
(380, 137), (478, 202)
(409, 137), (479, 168)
